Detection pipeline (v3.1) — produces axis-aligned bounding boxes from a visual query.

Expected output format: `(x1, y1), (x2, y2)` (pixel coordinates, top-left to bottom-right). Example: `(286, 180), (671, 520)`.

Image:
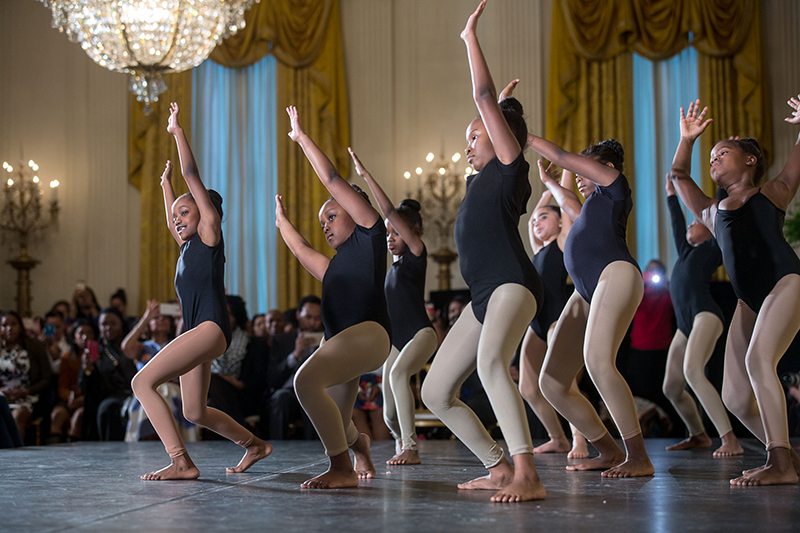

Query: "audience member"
(109, 288), (139, 331)
(42, 311), (71, 374)
(352, 370), (391, 441)
(49, 319), (95, 443)
(252, 313), (268, 339)
(264, 310), (285, 339)
(73, 285), (101, 323)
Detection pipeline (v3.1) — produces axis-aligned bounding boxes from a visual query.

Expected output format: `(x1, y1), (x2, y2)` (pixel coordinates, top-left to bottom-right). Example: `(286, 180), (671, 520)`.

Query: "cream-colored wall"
(0, 0), (137, 316)
(341, 0), (552, 295)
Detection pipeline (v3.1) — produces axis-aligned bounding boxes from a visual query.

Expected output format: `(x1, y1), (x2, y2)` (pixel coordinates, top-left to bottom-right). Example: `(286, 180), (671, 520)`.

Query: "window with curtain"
(633, 45), (702, 272)
(192, 54), (279, 316)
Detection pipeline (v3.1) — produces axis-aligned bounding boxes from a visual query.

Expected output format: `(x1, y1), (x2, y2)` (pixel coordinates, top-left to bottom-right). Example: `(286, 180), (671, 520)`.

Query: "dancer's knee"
(721, 381), (747, 418)
(584, 352), (615, 389)
(662, 372), (684, 402)
(182, 402), (206, 426)
(476, 353), (508, 386)
(683, 366), (707, 393)
(539, 371), (567, 406)
(421, 378), (448, 414)
(744, 352), (775, 384)
(389, 365), (409, 392)
(131, 372), (151, 398)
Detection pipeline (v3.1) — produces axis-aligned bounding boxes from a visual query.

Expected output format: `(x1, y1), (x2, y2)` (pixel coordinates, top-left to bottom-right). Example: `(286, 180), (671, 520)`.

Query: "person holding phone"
(130, 102), (271, 480)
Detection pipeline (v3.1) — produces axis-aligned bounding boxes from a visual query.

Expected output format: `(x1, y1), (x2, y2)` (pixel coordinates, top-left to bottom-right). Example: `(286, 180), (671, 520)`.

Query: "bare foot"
(731, 464), (798, 486)
(533, 437), (570, 454)
(713, 433), (743, 458)
(301, 468), (359, 489)
(351, 433), (376, 479)
(490, 475), (546, 503)
(602, 456), (655, 478)
(387, 449), (421, 465)
(742, 447), (800, 476)
(227, 438), (273, 473)
(666, 433), (712, 451)
(566, 449), (625, 471)
(458, 459), (514, 490)
(568, 434), (590, 459)
(141, 454), (200, 481)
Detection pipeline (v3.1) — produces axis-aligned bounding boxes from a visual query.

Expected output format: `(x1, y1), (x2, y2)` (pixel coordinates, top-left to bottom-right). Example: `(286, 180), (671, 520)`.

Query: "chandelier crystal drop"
(39, 0), (257, 114)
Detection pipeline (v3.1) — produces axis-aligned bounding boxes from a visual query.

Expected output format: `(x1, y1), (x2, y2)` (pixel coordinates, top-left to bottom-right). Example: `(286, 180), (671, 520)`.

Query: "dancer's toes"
(533, 437), (571, 454)
(351, 433), (376, 479)
(601, 457), (654, 478)
(566, 451), (625, 472)
(712, 441), (743, 458)
(387, 449), (421, 465)
(489, 478), (546, 503)
(141, 460), (199, 481)
(730, 464), (798, 486)
(301, 469), (359, 489)
(666, 434), (712, 451)
(227, 439), (273, 473)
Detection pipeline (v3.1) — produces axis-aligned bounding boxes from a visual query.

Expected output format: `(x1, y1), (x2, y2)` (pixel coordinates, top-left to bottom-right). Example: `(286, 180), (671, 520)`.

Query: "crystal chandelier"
(38, 0), (258, 114)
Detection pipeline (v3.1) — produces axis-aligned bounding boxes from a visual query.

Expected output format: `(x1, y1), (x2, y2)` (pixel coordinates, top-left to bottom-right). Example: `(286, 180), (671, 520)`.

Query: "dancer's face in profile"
(386, 219), (409, 257)
(532, 206), (561, 243)
(710, 141), (754, 186)
(686, 218), (713, 247)
(574, 174), (596, 198)
(172, 195), (200, 241)
(465, 118), (496, 172)
(319, 199), (355, 250)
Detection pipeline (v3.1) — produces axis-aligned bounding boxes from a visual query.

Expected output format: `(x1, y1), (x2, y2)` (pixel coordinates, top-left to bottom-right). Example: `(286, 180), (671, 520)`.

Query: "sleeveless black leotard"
(175, 232), (232, 348)
(715, 190), (800, 312)
(667, 195), (723, 336)
(564, 172), (640, 303)
(454, 153), (543, 323)
(385, 245), (433, 351)
(321, 219), (392, 341)
(530, 240), (569, 340)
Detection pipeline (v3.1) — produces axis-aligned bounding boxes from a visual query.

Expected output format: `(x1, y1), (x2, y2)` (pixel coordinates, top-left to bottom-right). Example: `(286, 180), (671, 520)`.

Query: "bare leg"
(12, 407), (31, 440)
(50, 405), (70, 438)
(568, 428), (590, 459)
(68, 407), (83, 440)
(490, 453), (547, 502)
(352, 409), (372, 440)
(351, 432), (376, 479)
(369, 408), (392, 441)
(713, 430), (743, 457)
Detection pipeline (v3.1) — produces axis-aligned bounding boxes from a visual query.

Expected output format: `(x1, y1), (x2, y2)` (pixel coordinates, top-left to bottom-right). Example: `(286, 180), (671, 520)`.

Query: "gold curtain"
(129, 0), (349, 312)
(547, 0), (770, 258)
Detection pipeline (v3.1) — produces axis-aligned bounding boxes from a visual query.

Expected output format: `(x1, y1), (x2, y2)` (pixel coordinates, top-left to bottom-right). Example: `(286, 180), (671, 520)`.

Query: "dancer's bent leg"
(386, 327), (438, 465)
(584, 262), (652, 478)
(293, 321), (390, 489)
(663, 329), (711, 450)
(382, 346), (402, 446)
(732, 274), (800, 486)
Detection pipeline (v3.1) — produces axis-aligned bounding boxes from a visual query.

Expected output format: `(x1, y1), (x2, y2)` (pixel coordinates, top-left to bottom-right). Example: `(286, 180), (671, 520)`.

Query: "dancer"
(530, 135), (653, 478)
(663, 173), (742, 457)
(421, 0), (545, 503)
(669, 97), (800, 485)
(276, 105), (392, 489)
(131, 103), (271, 480)
(350, 148), (438, 466)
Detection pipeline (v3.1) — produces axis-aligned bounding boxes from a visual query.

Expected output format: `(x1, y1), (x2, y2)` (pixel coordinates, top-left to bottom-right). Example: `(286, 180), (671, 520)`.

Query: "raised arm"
(556, 169), (574, 249)
(167, 103), (221, 246)
(275, 194), (331, 282)
(160, 161), (180, 245)
(528, 190), (551, 254)
(670, 100), (717, 233)
(665, 174), (689, 255)
(763, 94), (800, 211)
(287, 106), (379, 229)
(121, 300), (158, 362)
(461, 1), (521, 164)
(349, 148), (424, 256)
(537, 159), (582, 222)
(526, 134), (620, 187)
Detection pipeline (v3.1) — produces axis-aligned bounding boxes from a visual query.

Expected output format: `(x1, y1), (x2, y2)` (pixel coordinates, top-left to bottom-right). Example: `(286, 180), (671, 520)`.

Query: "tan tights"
(132, 321), (255, 458)
(519, 324), (581, 442)
(663, 313), (731, 437)
(541, 261), (643, 443)
(422, 283), (537, 468)
(294, 321), (390, 457)
(721, 274), (800, 451)
(383, 327), (439, 450)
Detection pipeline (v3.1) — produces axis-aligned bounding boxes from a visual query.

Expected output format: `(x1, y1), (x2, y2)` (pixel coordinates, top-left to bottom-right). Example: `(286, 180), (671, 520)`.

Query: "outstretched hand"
(680, 99), (712, 142)
(167, 102), (181, 135)
(665, 173), (675, 196)
(499, 79), (519, 102)
(461, 0), (487, 41)
(143, 299), (160, 321)
(286, 106), (304, 142)
(348, 147), (369, 178)
(786, 94), (800, 125)
(275, 194), (288, 228)
(160, 160), (173, 188)
(537, 160), (559, 185)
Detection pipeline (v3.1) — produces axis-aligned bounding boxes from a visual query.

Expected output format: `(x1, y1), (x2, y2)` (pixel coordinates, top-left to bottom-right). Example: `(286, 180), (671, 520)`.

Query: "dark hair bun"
(350, 183), (372, 206)
(207, 189), (224, 218)
(599, 139), (624, 164)
(398, 198), (421, 212)
(499, 97), (524, 116)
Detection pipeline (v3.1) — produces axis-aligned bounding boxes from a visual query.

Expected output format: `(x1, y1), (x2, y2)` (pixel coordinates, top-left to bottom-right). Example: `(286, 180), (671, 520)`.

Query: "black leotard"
(175, 232), (232, 348)
(667, 195), (723, 336)
(530, 240), (569, 340)
(715, 190), (800, 312)
(564, 172), (640, 303)
(321, 219), (392, 341)
(385, 245), (433, 351)
(454, 154), (543, 323)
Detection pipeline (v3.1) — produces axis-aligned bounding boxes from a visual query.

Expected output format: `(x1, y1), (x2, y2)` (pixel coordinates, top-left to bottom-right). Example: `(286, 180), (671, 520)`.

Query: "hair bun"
(499, 96), (524, 117)
(599, 139), (624, 164)
(398, 198), (421, 212)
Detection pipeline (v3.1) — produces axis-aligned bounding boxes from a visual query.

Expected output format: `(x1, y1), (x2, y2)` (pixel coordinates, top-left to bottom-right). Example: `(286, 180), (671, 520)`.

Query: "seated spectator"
(264, 309), (286, 340)
(0, 395), (23, 448)
(206, 295), (250, 429)
(80, 307), (136, 441)
(0, 311), (52, 440)
(49, 300), (73, 326)
(109, 288), (139, 331)
(49, 319), (96, 443)
(42, 310), (71, 375)
(268, 295), (324, 440)
(352, 370), (391, 441)
(283, 308), (298, 335)
(252, 313), (268, 339)
(73, 285), (101, 324)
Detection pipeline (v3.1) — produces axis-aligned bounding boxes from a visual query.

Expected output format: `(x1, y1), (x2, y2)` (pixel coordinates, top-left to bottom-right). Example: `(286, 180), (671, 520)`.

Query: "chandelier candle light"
(38, 0), (258, 113)
(1, 160), (59, 316)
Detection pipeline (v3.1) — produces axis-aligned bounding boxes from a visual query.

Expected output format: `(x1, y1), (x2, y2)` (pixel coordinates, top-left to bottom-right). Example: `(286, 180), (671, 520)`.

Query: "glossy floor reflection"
(3, 438), (799, 532)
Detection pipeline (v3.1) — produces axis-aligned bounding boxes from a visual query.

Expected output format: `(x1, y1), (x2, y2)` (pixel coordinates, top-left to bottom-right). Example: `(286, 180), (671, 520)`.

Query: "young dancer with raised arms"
(276, 106), (392, 489)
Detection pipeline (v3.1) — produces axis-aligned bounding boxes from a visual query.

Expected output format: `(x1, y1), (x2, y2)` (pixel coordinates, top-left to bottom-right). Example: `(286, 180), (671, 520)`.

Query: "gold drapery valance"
(129, 0), (349, 312)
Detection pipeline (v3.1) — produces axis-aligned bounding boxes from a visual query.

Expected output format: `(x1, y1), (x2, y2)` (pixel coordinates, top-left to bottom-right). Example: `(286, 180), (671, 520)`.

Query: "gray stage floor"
(3, 438), (799, 532)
